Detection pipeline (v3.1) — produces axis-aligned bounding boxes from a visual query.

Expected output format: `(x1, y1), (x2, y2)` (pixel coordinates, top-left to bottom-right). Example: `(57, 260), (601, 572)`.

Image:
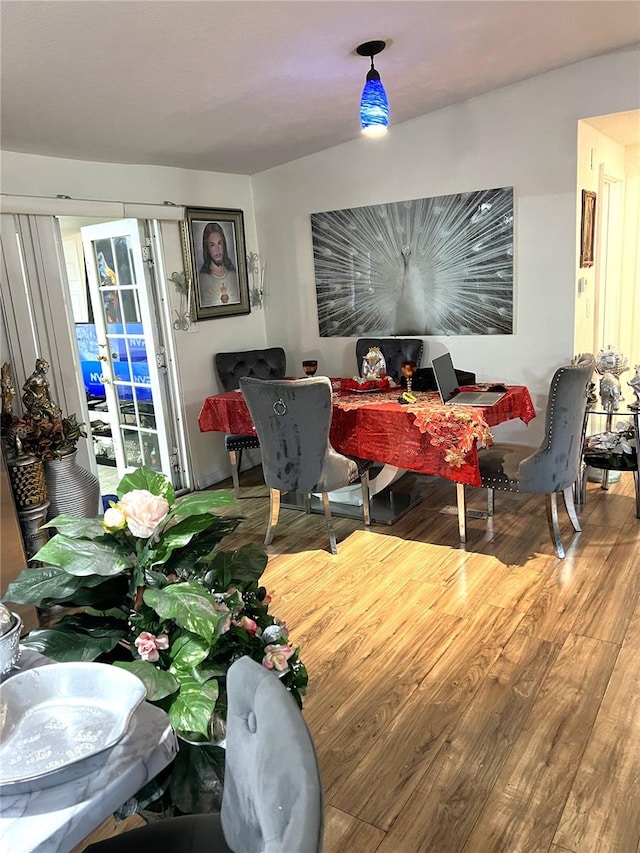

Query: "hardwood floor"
(79, 467), (640, 852)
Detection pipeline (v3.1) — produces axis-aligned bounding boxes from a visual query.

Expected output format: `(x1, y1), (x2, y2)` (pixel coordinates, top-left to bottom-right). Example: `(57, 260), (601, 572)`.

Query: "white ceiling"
(1, 1), (639, 175)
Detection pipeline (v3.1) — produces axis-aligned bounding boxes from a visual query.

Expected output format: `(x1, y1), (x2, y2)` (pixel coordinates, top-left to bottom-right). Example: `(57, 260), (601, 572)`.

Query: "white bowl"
(0, 612), (22, 675)
(0, 661), (147, 792)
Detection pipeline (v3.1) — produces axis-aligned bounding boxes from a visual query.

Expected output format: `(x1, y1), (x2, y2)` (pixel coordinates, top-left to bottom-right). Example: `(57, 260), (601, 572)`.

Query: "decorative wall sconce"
(247, 251), (265, 309)
(356, 40), (389, 137)
(169, 271), (192, 330)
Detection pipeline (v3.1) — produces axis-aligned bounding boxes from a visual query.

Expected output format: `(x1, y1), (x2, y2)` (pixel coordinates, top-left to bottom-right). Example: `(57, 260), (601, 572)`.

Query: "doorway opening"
(58, 216), (186, 495)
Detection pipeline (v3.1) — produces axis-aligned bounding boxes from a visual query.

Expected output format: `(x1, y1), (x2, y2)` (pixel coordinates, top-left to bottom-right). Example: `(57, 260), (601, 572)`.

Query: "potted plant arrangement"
(1, 359), (98, 519)
(3, 466), (307, 815)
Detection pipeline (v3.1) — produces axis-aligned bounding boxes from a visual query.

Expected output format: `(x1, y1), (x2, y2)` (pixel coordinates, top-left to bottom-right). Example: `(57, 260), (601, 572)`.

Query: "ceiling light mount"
(356, 40), (387, 61)
(356, 40), (389, 137)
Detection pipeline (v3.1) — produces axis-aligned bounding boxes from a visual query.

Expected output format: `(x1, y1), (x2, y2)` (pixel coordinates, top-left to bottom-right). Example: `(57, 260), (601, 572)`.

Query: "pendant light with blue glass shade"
(357, 40), (389, 137)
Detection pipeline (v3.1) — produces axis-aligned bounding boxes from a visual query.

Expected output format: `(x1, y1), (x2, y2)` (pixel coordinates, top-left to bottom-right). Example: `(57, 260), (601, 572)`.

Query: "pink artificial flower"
(214, 601), (231, 633)
(135, 631), (169, 662)
(119, 490), (169, 538)
(262, 643), (294, 672)
(237, 615), (258, 636)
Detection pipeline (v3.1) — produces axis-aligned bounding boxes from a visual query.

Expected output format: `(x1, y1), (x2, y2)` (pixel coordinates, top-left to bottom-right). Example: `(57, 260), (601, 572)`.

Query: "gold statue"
(22, 358), (63, 422)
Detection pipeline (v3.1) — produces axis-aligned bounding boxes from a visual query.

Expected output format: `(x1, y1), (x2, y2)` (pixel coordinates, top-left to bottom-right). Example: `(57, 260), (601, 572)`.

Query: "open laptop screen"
(431, 352), (507, 407)
(431, 353), (460, 403)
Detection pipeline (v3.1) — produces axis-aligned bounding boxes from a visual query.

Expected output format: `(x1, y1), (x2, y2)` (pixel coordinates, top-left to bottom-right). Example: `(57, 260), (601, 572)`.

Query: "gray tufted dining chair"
(240, 376), (372, 555)
(214, 347), (287, 496)
(85, 656), (324, 853)
(356, 337), (424, 383)
(456, 353), (595, 558)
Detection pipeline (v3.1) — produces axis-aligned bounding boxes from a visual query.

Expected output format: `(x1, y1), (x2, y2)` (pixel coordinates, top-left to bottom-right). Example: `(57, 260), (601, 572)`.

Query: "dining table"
(198, 378), (536, 527)
(0, 650), (178, 853)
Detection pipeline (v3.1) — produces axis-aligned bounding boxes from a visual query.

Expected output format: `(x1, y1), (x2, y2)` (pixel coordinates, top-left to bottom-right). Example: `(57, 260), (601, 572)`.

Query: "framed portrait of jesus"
(182, 207), (250, 320)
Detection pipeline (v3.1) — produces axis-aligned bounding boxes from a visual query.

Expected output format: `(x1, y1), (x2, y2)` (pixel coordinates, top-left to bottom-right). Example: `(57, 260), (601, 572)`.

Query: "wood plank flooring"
(78, 468), (640, 853)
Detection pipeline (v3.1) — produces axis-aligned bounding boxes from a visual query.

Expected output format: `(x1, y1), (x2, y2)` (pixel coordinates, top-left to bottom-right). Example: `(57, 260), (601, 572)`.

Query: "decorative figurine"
(628, 364), (640, 410)
(599, 372), (621, 412)
(595, 345), (628, 410)
(362, 346), (386, 380)
(595, 344), (629, 379)
(22, 358), (62, 422)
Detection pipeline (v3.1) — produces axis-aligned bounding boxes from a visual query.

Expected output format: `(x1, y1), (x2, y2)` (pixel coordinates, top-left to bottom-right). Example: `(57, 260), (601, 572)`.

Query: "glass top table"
(0, 650), (178, 853)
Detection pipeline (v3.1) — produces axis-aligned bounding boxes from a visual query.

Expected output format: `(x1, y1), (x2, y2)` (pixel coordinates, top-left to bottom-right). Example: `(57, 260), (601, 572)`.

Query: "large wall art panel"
(311, 186), (514, 337)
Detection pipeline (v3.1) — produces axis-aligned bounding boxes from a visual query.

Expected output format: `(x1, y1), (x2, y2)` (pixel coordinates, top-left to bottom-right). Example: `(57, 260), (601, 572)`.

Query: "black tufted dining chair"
(214, 347), (287, 496)
(456, 353), (595, 558)
(356, 337), (424, 383)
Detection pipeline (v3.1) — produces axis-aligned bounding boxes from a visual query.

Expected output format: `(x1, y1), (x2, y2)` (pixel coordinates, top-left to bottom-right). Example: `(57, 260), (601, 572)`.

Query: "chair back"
(241, 376), (357, 494)
(356, 338), (423, 381)
(519, 353), (595, 493)
(215, 347), (286, 391)
(221, 657), (324, 853)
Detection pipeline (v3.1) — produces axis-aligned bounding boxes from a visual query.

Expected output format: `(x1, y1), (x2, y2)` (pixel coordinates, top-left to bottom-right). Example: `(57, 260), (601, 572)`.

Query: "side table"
(579, 405), (639, 518)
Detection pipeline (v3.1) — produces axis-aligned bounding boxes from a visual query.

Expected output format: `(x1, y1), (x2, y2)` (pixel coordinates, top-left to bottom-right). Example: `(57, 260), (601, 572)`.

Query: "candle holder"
(401, 360), (417, 393)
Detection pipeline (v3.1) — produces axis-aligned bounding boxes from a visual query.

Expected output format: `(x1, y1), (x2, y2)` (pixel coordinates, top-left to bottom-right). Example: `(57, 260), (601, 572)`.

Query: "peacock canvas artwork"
(310, 186), (514, 337)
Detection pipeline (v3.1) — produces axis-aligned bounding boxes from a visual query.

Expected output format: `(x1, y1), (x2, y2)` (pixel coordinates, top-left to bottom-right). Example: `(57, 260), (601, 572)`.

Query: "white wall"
(0, 154), (267, 488)
(253, 46), (640, 444)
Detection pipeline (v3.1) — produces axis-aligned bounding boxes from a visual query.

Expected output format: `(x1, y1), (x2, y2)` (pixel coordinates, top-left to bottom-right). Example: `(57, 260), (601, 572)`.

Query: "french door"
(81, 220), (178, 484)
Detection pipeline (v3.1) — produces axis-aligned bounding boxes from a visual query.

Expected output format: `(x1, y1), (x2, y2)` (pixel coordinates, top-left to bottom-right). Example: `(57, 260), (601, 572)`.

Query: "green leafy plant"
(3, 467), (307, 813)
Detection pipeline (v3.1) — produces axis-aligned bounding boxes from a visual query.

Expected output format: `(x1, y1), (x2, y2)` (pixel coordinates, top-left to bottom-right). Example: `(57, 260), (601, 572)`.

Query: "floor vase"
(44, 451), (101, 520)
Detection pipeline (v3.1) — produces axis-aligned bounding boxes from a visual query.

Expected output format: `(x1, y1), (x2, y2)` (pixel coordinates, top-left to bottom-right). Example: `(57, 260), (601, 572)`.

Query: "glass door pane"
(81, 220), (172, 480)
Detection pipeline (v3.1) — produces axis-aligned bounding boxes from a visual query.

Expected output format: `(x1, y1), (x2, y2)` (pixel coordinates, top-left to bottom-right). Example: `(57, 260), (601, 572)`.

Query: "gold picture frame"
(580, 190), (596, 268)
(181, 207), (250, 320)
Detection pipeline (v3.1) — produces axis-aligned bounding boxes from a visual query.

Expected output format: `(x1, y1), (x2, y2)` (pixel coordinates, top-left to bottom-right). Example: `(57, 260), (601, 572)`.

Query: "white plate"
(0, 661), (146, 792)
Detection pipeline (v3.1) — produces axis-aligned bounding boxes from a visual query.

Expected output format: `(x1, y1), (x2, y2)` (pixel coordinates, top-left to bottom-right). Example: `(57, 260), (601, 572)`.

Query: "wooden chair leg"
(228, 450), (241, 498)
(562, 485), (582, 532)
(634, 470), (640, 519)
(545, 492), (565, 559)
(264, 488), (280, 545)
(321, 492), (338, 555)
(360, 471), (371, 526)
(456, 482), (466, 543)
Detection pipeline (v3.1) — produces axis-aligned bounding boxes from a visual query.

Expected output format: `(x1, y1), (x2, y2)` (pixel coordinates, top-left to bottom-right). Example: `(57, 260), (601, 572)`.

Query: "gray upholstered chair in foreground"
(85, 656), (324, 853)
(356, 337), (424, 383)
(214, 347), (286, 496)
(456, 353), (595, 559)
(240, 376), (372, 555)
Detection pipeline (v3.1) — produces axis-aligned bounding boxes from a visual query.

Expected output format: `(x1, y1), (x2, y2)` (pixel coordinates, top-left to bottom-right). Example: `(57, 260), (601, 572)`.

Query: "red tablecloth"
(198, 384), (536, 487)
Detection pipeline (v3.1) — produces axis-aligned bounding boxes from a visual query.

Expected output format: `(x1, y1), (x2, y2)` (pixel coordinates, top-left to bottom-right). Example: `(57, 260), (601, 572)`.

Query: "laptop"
(431, 353), (507, 407)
